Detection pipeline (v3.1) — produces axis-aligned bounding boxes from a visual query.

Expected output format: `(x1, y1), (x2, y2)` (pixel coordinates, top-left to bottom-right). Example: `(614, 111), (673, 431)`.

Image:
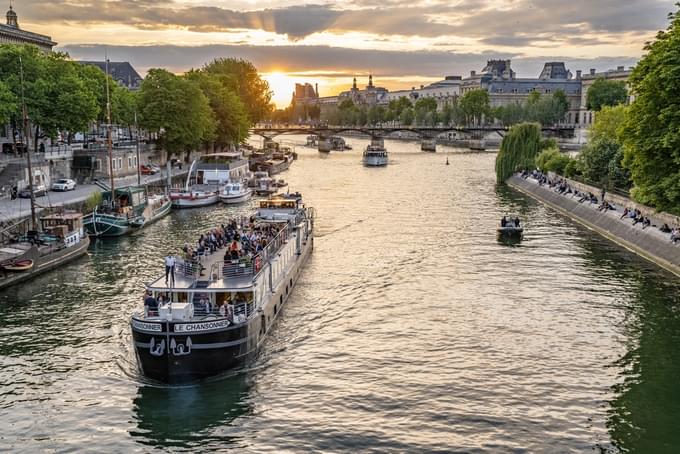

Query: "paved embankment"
(507, 175), (680, 276)
(0, 170), (187, 224)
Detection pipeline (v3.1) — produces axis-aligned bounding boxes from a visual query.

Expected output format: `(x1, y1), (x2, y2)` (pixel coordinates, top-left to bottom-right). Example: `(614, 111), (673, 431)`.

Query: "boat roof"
(40, 211), (83, 221)
(105, 186), (145, 196)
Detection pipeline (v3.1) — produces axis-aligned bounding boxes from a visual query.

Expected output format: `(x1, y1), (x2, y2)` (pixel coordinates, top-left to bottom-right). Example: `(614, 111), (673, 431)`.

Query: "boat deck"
(147, 245), (256, 292)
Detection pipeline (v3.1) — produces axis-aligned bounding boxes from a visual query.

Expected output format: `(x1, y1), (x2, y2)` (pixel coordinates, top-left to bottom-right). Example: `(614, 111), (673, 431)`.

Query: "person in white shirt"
(165, 254), (176, 285)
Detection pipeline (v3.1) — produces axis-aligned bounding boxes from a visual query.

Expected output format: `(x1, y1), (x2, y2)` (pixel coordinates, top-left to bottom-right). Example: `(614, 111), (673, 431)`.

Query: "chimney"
(471, 70), (476, 77)
(590, 68), (596, 75)
(420, 85), (424, 89)
(576, 70), (582, 79)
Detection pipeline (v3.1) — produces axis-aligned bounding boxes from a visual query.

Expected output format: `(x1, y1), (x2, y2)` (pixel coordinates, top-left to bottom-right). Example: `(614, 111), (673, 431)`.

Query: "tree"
(586, 78), (628, 111)
(0, 80), (16, 125)
(400, 107), (414, 126)
(459, 89), (490, 125)
(185, 70), (249, 147)
(621, 5), (680, 213)
(138, 68), (216, 157)
(580, 138), (629, 188)
(203, 58), (272, 123)
(589, 104), (627, 143)
(495, 122), (542, 182)
(536, 147), (572, 174)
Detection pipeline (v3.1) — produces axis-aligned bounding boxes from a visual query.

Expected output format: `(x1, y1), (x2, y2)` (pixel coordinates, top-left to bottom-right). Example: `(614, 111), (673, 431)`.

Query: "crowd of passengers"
(180, 217), (284, 268)
(143, 291), (251, 319)
(520, 170), (680, 244)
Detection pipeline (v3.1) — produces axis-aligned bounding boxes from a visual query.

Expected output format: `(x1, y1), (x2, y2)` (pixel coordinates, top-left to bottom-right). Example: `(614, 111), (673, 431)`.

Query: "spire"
(352, 77), (357, 90)
(6, 1), (18, 28)
(368, 74), (373, 88)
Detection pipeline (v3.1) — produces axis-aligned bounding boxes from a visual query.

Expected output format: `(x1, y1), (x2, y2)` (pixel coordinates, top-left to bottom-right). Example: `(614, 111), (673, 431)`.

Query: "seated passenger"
(144, 291), (158, 315)
(514, 217), (521, 228)
(660, 223), (672, 233)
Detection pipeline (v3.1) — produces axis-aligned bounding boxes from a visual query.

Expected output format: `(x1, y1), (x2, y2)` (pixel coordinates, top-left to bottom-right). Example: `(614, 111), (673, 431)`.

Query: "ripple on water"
(1, 138), (680, 452)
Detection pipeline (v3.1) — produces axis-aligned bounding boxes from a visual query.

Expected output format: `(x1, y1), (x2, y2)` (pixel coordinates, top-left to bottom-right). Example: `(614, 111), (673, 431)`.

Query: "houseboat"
(85, 187), (172, 237)
(130, 192), (315, 383)
(0, 211), (90, 290)
(170, 153), (249, 209)
(363, 137), (389, 166)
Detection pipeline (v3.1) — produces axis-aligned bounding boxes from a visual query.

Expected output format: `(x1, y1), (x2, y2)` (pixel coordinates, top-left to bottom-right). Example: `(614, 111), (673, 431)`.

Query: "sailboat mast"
(105, 57), (115, 195)
(19, 56), (37, 230)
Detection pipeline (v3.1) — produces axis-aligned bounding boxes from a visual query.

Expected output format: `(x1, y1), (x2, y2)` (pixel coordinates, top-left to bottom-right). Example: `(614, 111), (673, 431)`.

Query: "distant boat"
(497, 216), (523, 236)
(219, 181), (252, 205)
(363, 137), (388, 166)
(421, 139), (437, 152)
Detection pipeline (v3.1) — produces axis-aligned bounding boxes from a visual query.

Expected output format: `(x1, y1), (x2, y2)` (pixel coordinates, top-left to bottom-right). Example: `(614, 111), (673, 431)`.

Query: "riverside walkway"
(0, 170), (187, 224)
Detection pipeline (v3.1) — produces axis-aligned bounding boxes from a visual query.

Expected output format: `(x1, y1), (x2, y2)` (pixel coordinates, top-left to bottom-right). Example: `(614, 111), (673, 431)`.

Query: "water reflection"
(130, 374), (251, 450)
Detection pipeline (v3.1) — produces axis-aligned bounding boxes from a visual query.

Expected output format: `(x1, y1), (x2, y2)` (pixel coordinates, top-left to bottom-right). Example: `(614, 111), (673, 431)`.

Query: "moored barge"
(130, 193), (315, 383)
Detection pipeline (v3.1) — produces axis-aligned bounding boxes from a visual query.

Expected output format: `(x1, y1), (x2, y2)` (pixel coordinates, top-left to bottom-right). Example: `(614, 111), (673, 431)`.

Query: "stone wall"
(507, 175), (680, 276)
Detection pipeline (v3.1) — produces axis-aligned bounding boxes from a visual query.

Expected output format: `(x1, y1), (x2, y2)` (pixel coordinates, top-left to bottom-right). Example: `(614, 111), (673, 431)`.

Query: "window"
(128, 156), (133, 168)
(96, 159), (102, 171)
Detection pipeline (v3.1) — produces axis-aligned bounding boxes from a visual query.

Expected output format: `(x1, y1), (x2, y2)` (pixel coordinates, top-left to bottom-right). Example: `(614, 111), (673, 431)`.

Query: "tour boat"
(130, 192), (315, 383)
(421, 139), (437, 152)
(171, 153), (249, 209)
(363, 137), (389, 166)
(306, 135), (318, 147)
(219, 181), (252, 205)
(0, 210), (90, 290)
(85, 187), (172, 236)
(318, 136), (349, 153)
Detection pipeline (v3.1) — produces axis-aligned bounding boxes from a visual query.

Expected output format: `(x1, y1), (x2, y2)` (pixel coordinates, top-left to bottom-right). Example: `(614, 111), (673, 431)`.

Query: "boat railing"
(176, 259), (200, 279)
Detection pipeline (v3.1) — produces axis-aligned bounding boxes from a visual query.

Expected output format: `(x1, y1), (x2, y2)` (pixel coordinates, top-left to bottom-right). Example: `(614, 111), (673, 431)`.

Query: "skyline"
(10, 0), (677, 107)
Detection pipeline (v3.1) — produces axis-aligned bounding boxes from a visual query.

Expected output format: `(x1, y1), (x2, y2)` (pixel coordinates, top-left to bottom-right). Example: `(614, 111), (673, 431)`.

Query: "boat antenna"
(105, 53), (115, 195)
(19, 56), (37, 230)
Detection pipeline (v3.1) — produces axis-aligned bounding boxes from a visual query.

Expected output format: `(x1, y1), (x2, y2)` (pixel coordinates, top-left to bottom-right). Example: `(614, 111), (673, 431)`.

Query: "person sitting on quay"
(620, 208), (630, 219)
(642, 217), (652, 229)
(660, 223), (672, 233)
(671, 228), (680, 244)
(632, 214), (643, 226)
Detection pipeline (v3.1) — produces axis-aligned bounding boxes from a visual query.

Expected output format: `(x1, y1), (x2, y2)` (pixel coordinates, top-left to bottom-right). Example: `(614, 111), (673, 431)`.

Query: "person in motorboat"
(514, 217), (521, 228)
(501, 216), (508, 227)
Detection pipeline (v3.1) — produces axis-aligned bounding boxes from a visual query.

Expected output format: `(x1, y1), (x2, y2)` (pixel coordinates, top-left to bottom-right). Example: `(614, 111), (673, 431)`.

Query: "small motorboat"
(497, 216), (523, 235)
(3, 259), (34, 272)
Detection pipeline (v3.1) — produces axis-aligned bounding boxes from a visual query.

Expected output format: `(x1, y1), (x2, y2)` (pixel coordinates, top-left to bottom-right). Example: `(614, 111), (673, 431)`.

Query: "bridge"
(249, 125), (576, 140)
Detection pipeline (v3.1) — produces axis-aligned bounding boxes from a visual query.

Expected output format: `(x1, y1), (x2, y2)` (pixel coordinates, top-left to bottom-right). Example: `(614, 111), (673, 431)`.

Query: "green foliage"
(564, 158), (582, 178)
(202, 58), (272, 123)
(495, 122), (542, 182)
(0, 79), (16, 125)
(589, 104), (627, 143)
(580, 138), (630, 189)
(0, 45), (99, 144)
(185, 70), (249, 147)
(586, 78), (628, 111)
(84, 191), (102, 213)
(400, 107), (414, 126)
(494, 91), (569, 126)
(535, 147), (572, 174)
(111, 86), (137, 127)
(138, 68), (216, 155)
(621, 5), (680, 213)
(459, 89), (490, 124)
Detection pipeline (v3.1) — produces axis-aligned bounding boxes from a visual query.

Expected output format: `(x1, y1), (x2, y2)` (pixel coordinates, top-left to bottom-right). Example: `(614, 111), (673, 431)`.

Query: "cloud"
(17, 0), (674, 42)
(59, 43), (639, 81)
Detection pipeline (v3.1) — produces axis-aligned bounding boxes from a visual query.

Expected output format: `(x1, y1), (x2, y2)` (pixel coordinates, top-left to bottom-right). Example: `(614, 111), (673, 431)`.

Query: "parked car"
(149, 164), (161, 174)
(140, 164), (158, 175)
(51, 178), (77, 191)
(18, 184), (47, 198)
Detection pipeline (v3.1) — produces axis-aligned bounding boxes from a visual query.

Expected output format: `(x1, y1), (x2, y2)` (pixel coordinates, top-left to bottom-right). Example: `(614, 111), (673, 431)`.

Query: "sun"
(263, 72), (296, 109)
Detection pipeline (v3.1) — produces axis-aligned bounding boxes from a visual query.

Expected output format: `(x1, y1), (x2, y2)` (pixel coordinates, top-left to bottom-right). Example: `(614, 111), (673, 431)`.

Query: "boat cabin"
(100, 187), (147, 217)
(40, 211), (85, 246)
(191, 153), (249, 186)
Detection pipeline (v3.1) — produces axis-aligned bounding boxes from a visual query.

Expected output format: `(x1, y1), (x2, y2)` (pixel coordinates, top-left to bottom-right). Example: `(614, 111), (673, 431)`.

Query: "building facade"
(578, 66), (633, 127)
(0, 6), (56, 52)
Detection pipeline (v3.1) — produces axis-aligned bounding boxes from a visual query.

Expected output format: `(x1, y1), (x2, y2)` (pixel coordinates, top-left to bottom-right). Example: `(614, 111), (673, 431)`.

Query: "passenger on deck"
(165, 254), (176, 284)
(501, 216), (507, 227)
(144, 291), (158, 315)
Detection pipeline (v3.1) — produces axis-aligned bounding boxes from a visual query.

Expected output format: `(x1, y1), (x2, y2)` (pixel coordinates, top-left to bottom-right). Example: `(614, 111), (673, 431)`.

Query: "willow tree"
(495, 122), (542, 182)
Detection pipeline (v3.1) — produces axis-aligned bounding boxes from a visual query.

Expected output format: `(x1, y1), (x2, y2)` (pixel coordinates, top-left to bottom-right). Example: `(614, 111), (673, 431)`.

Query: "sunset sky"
(11, 0), (675, 107)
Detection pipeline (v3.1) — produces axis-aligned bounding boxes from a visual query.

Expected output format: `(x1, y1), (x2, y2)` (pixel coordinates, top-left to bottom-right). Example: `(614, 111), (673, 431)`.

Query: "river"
(1, 136), (679, 453)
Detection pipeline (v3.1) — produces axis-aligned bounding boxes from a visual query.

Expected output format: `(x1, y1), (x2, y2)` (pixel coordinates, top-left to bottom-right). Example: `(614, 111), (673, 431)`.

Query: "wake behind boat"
(130, 193), (315, 383)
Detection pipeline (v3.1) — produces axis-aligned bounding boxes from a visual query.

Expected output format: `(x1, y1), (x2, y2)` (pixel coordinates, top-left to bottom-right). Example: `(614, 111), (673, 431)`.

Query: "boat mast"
(19, 56), (37, 230)
(105, 56), (115, 195)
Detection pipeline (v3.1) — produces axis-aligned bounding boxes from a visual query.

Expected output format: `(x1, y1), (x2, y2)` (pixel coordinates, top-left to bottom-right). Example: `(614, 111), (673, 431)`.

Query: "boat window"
(259, 200), (296, 209)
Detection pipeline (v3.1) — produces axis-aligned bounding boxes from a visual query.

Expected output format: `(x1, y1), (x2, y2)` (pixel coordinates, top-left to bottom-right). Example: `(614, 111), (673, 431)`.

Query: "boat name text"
(174, 320), (230, 332)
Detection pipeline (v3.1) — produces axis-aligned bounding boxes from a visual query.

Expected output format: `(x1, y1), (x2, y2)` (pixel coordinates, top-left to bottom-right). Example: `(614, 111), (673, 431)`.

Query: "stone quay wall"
(507, 174), (680, 277)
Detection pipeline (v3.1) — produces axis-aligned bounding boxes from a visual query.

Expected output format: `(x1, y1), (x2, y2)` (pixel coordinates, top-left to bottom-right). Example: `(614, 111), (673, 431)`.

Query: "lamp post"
(134, 111), (141, 186)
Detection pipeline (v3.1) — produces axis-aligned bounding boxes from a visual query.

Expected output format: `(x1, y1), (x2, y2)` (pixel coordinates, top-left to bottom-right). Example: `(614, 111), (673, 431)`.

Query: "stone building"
(0, 5), (56, 52)
(461, 60), (582, 124)
(71, 143), (164, 183)
(578, 66), (633, 127)
(384, 76), (462, 110)
(338, 75), (389, 106)
(79, 61), (144, 90)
